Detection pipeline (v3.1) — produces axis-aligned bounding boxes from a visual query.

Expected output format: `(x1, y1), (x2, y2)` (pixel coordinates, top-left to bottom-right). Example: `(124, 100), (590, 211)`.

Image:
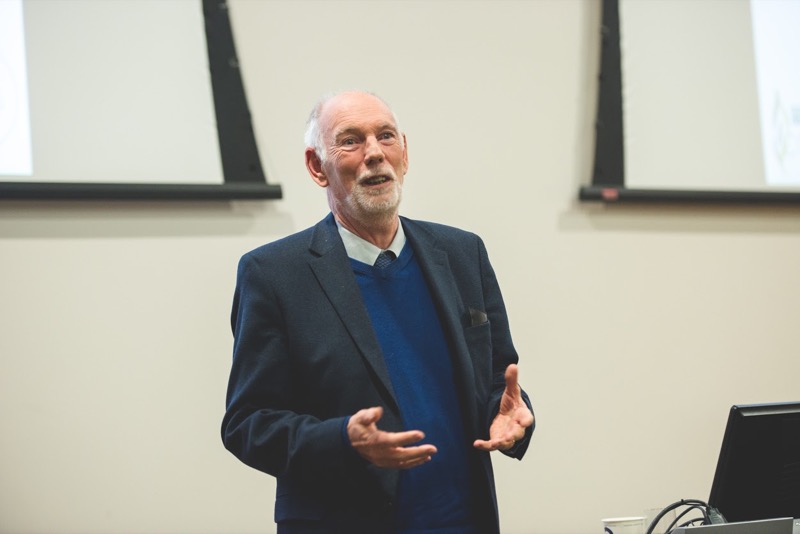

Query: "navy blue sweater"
(352, 245), (477, 533)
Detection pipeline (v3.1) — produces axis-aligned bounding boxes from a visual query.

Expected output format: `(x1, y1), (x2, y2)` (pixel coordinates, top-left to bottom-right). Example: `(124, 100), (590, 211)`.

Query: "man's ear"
(305, 147), (328, 187)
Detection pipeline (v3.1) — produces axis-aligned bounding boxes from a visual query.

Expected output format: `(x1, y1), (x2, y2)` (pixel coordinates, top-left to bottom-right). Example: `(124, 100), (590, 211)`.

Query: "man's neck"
(334, 212), (399, 250)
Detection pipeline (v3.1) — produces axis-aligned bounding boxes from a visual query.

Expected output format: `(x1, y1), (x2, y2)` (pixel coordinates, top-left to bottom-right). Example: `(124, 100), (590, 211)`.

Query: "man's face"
(307, 93), (408, 226)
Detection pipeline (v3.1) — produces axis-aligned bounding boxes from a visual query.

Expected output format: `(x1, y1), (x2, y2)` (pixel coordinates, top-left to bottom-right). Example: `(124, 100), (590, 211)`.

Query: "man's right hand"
(347, 406), (437, 469)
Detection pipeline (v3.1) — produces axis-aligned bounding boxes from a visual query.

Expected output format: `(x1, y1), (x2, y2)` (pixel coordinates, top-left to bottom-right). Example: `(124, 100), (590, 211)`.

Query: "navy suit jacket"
(222, 213), (533, 533)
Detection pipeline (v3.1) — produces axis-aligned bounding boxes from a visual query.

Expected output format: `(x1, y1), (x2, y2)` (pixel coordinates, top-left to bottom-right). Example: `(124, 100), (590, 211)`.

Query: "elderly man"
(222, 91), (535, 534)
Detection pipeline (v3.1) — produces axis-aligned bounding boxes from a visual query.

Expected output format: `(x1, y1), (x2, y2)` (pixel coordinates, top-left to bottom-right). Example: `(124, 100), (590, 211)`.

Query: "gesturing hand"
(347, 406), (437, 469)
(473, 364), (534, 452)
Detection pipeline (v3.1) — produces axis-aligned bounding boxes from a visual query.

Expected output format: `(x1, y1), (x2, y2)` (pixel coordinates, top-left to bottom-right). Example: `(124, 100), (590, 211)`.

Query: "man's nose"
(363, 136), (385, 164)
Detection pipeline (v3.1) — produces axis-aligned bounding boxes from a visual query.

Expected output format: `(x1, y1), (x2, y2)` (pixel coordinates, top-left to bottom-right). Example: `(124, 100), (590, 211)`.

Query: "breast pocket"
(464, 321), (492, 371)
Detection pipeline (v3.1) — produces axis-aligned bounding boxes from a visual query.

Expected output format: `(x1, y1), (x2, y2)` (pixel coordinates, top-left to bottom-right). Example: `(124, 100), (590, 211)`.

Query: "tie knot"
(374, 250), (396, 269)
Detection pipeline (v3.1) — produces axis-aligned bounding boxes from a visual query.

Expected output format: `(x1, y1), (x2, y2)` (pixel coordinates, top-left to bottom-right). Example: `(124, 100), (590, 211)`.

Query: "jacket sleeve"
(477, 236), (535, 460)
(220, 252), (363, 486)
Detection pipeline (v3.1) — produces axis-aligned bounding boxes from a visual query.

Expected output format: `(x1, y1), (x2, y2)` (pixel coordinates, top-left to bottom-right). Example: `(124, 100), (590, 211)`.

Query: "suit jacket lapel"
(402, 218), (480, 435)
(307, 214), (399, 413)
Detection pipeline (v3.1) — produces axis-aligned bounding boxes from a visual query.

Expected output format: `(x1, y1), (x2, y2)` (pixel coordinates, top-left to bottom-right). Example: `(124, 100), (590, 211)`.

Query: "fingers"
(473, 428), (521, 451)
(349, 408), (425, 447)
(361, 438), (437, 469)
(379, 429), (430, 448)
(391, 442), (438, 468)
(348, 406), (437, 469)
(474, 397), (534, 453)
(473, 437), (515, 452)
(473, 418), (522, 451)
(395, 447), (436, 469)
(368, 431), (437, 464)
(473, 438), (495, 451)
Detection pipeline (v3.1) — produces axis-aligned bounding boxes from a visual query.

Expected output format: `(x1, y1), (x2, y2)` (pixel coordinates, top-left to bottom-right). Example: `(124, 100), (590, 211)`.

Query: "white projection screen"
(0, 0), (281, 200)
(582, 0), (800, 204)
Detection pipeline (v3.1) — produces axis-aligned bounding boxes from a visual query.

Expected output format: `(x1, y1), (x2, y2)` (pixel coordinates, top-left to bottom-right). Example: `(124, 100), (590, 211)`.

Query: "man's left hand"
(473, 364), (534, 452)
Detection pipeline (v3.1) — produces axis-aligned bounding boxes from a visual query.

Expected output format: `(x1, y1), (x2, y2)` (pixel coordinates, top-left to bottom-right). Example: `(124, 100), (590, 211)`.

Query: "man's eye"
(379, 132), (396, 141)
(341, 138), (357, 146)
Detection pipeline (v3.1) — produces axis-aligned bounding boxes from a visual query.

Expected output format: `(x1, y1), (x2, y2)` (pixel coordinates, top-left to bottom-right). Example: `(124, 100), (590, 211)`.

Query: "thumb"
(505, 364), (519, 390)
(354, 406), (383, 426)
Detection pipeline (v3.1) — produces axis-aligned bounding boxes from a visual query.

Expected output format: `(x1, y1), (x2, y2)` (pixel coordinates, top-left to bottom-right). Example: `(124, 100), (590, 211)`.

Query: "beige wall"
(2, 1), (800, 533)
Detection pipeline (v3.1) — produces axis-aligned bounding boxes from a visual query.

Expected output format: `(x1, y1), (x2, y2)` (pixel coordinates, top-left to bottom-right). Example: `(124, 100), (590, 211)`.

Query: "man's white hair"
(303, 91), (403, 163)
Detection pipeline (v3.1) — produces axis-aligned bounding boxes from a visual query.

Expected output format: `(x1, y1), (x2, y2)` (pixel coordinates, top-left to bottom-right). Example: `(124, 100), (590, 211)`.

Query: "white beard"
(345, 180), (403, 221)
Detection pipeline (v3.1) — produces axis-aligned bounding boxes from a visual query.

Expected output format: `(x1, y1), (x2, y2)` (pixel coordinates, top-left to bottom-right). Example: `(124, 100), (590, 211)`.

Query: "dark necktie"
(374, 250), (396, 269)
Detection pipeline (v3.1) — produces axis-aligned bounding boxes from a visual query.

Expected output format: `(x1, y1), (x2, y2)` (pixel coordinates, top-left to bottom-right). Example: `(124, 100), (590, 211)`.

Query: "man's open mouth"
(361, 175), (390, 186)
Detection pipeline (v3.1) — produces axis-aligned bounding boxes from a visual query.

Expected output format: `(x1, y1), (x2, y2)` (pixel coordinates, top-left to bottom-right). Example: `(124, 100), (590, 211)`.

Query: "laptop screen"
(708, 402), (800, 522)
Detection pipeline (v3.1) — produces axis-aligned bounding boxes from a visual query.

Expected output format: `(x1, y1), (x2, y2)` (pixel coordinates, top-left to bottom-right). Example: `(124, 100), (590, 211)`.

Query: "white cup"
(602, 516), (647, 534)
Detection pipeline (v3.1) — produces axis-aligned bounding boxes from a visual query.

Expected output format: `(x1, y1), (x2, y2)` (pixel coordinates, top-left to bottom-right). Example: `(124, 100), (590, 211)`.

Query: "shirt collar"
(336, 218), (406, 266)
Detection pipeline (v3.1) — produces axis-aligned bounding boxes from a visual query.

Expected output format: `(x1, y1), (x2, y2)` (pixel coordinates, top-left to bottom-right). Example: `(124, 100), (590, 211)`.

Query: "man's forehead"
(321, 94), (397, 134)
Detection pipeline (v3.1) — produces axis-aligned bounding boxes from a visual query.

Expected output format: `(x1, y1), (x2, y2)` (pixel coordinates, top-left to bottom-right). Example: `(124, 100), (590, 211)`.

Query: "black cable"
(664, 505), (706, 533)
(645, 499), (711, 534)
(674, 517), (706, 530)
